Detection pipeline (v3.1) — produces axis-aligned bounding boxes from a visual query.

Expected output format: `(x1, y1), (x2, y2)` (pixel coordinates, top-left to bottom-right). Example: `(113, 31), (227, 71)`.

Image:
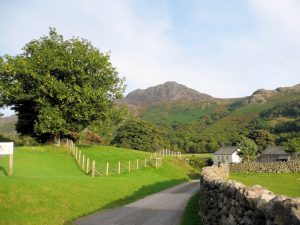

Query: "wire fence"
(62, 139), (165, 177)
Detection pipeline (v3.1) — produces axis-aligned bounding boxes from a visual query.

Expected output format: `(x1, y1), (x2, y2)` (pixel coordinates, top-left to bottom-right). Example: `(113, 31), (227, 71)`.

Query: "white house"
(213, 146), (241, 165)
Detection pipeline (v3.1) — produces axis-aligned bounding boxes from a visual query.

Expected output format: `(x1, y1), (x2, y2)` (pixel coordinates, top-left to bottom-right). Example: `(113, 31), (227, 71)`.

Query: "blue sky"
(1, 0), (300, 115)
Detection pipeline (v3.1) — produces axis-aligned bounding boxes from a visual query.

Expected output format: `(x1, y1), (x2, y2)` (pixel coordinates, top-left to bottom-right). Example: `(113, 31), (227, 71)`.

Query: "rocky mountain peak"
(122, 81), (213, 106)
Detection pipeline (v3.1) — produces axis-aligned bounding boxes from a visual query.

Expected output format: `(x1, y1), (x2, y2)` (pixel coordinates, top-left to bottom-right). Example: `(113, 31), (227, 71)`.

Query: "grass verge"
(181, 192), (202, 225)
(0, 145), (196, 225)
(230, 173), (300, 197)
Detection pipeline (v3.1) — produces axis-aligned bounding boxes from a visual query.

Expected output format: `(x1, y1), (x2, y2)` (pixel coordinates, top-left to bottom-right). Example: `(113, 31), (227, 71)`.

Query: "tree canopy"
(247, 130), (275, 153)
(238, 136), (258, 162)
(0, 28), (125, 141)
(111, 119), (164, 152)
(286, 138), (300, 156)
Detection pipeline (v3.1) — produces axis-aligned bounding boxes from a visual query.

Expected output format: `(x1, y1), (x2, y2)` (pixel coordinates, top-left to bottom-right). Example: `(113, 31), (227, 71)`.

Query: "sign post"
(0, 142), (14, 176)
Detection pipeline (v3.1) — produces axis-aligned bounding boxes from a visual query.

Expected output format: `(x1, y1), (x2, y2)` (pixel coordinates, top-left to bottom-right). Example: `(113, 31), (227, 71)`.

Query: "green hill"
(122, 83), (300, 153)
(0, 145), (195, 225)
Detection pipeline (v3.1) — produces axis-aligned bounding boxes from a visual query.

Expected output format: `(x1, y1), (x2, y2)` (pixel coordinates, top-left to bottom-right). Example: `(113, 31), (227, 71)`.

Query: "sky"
(1, 0), (300, 115)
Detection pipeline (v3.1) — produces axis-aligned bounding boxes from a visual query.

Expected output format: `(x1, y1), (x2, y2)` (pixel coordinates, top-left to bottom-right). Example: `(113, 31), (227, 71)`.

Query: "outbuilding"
(213, 146), (241, 165)
(257, 146), (289, 163)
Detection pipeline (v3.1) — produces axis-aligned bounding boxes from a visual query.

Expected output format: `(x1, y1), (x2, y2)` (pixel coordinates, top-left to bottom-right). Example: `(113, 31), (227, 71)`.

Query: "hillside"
(120, 82), (300, 153)
(0, 145), (195, 225)
(127, 82), (300, 127)
(0, 115), (17, 139)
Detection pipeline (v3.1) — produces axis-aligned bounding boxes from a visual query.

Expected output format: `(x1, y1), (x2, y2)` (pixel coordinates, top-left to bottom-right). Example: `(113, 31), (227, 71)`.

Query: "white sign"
(0, 142), (14, 155)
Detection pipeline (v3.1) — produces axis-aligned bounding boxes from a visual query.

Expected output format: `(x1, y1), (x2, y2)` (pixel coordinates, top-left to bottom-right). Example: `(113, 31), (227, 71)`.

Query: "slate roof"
(261, 146), (288, 155)
(214, 146), (239, 155)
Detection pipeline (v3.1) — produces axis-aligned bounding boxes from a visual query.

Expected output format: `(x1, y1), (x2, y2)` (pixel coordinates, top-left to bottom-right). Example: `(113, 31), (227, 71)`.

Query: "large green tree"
(247, 130), (275, 152)
(112, 119), (164, 152)
(0, 28), (125, 142)
(238, 136), (258, 162)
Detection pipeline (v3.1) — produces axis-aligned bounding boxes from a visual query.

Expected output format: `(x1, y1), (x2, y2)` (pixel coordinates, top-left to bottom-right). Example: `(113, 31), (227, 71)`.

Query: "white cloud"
(0, 0), (299, 104)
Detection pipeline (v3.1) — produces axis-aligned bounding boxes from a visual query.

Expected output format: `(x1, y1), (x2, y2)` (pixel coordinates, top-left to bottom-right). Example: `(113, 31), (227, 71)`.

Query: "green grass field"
(230, 173), (300, 197)
(181, 192), (202, 225)
(78, 145), (152, 174)
(0, 145), (196, 225)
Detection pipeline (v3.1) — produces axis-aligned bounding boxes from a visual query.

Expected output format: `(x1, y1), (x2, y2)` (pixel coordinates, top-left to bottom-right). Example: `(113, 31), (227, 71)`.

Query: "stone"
(199, 165), (300, 225)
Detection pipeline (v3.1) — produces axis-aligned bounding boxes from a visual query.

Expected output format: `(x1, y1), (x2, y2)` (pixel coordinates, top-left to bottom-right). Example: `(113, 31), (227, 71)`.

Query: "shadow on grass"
(64, 178), (187, 225)
(0, 166), (8, 176)
(76, 145), (92, 149)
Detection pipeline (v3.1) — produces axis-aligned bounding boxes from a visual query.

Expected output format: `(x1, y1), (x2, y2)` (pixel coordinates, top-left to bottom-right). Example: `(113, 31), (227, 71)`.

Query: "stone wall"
(230, 160), (300, 173)
(199, 165), (300, 225)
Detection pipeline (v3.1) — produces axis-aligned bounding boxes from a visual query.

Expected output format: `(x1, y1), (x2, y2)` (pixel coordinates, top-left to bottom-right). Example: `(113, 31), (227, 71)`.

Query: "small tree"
(286, 138), (300, 156)
(238, 136), (258, 162)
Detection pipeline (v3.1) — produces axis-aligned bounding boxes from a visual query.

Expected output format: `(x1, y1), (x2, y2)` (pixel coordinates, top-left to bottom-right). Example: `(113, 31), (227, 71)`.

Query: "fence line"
(62, 138), (163, 177)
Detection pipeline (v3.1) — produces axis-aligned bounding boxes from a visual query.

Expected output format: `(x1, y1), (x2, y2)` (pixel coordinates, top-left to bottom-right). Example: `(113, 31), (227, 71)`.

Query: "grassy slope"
(139, 92), (300, 135)
(141, 102), (217, 124)
(0, 145), (196, 225)
(230, 173), (300, 197)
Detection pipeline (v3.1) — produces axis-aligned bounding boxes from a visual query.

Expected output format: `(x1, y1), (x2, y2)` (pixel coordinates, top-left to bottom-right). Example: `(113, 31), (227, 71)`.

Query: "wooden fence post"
(118, 161), (121, 174)
(136, 159), (139, 170)
(79, 150), (81, 164)
(8, 154), (13, 176)
(128, 160), (131, 173)
(106, 162), (109, 176)
(144, 158), (147, 167)
(155, 158), (158, 169)
(86, 158), (90, 174)
(92, 160), (95, 177)
(82, 155), (85, 171)
(154, 152), (157, 158)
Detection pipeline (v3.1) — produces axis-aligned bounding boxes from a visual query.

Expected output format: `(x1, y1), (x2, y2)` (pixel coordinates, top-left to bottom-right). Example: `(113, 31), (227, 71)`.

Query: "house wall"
(213, 152), (241, 165)
(231, 151), (241, 163)
(258, 154), (289, 163)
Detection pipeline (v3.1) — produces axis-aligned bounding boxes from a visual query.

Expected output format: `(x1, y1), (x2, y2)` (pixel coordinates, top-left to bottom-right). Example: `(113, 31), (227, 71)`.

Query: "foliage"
(0, 145), (195, 225)
(247, 130), (275, 153)
(111, 119), (165, 152)
(238, 136), (258, 162)
(78, 130), (103, 145)
(0, 28), (125, 142)
(286, 138), (300, 155)
(273, 119), (300, 133)
(260, 100), (300, 118)
(188, 156), (212, 170)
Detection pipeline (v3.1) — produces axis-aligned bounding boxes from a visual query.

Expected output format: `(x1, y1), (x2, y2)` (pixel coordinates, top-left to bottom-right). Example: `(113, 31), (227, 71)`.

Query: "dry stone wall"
(230, 160), (300, 173)
(200, 165), (300, 225)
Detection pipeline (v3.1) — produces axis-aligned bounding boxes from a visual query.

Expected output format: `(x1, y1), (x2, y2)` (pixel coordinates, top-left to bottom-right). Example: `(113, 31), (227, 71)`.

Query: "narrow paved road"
(75, 180), (200, 225)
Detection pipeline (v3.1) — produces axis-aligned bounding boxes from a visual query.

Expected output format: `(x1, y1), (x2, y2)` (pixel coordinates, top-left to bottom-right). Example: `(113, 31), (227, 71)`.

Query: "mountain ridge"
(122, 81), (300, 107)
(121, 81), (213, 106)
